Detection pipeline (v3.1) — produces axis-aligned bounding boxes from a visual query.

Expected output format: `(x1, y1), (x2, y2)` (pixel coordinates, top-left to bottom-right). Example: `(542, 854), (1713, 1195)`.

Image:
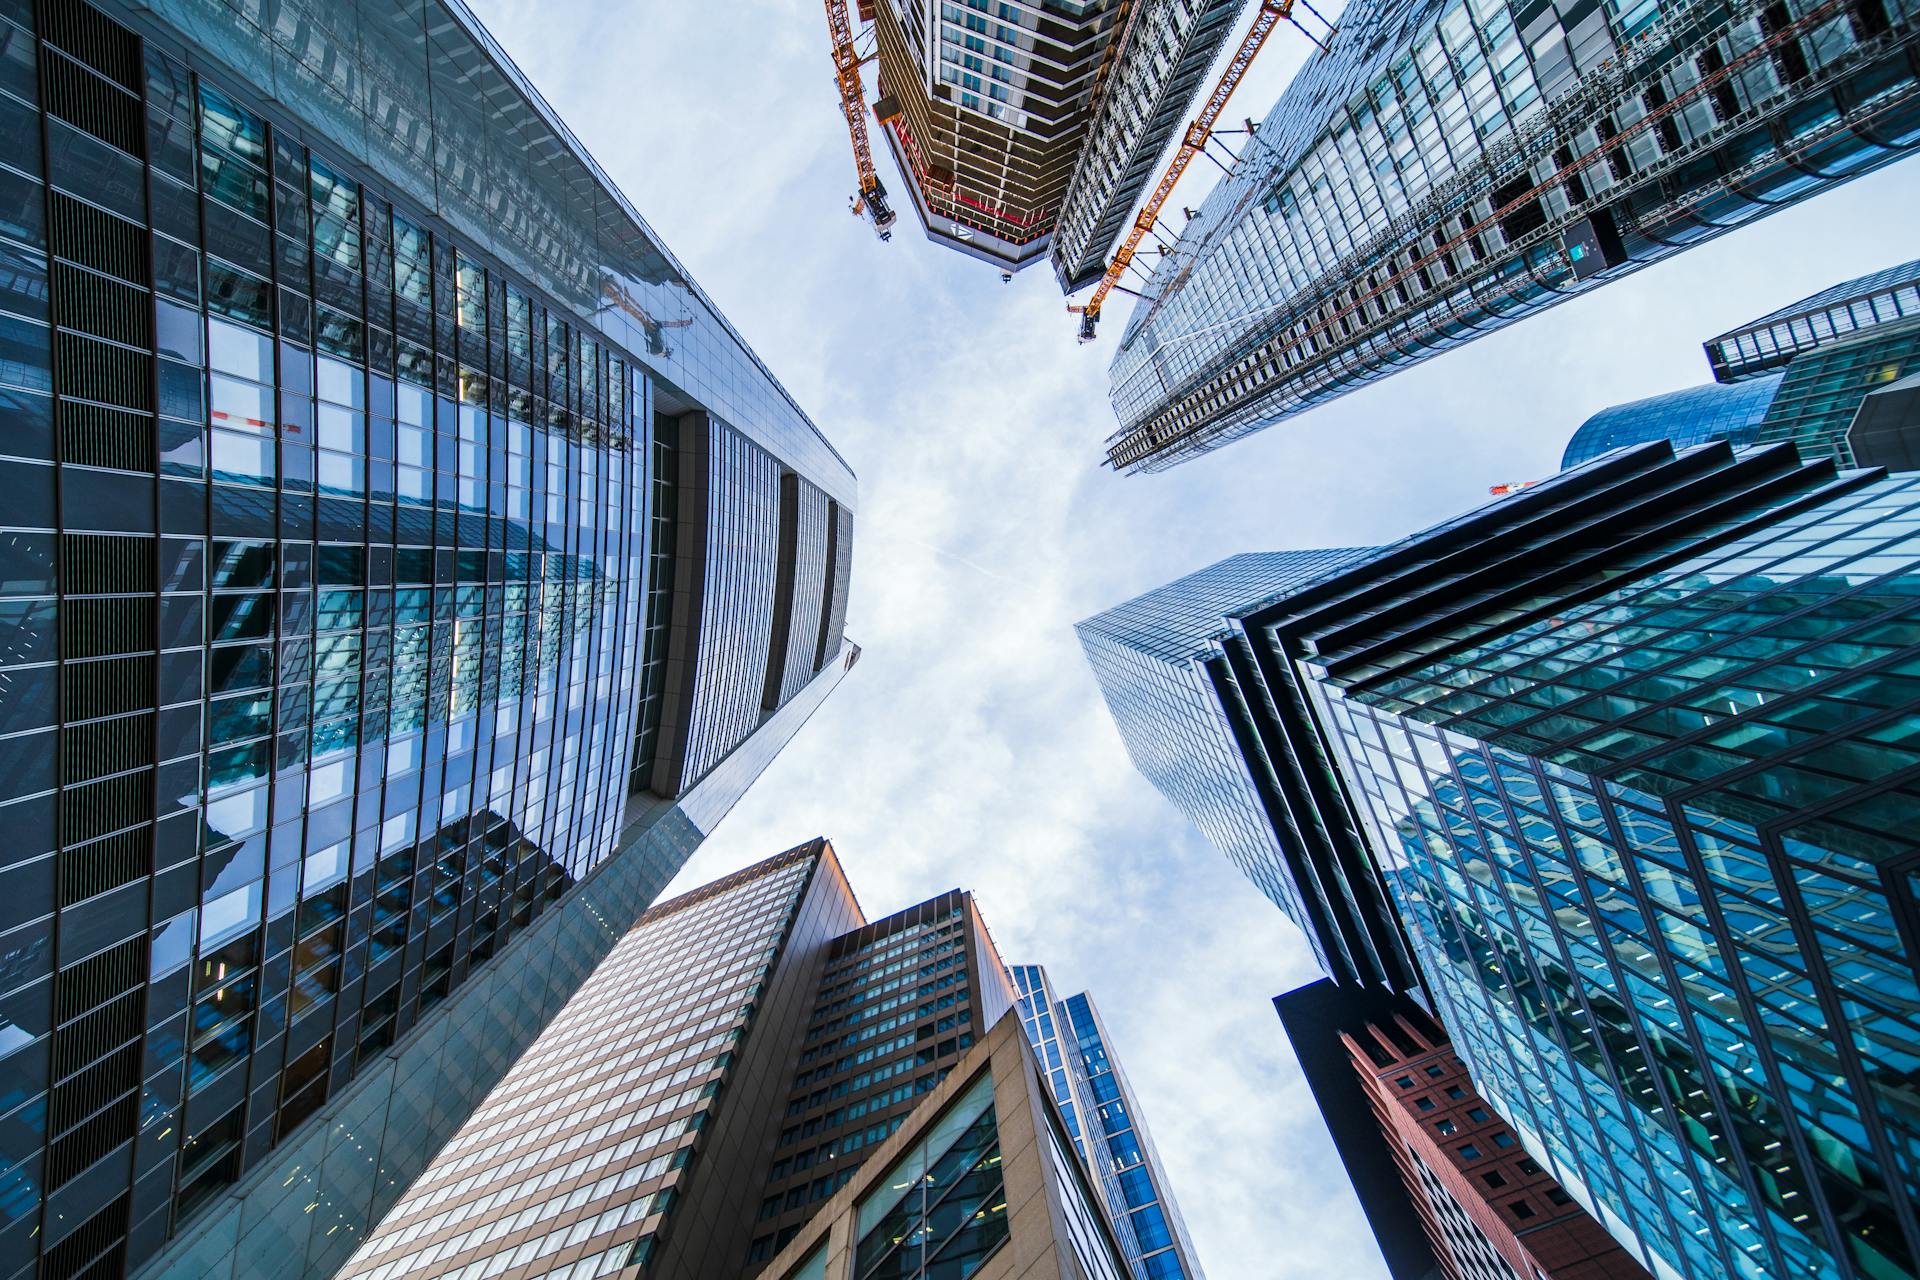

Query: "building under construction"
(845, 0), (1248, 279)
(1102, 0), (1920, 472)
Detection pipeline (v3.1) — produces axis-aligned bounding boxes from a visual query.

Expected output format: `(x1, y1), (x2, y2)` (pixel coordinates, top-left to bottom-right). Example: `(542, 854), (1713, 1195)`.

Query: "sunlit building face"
(0, 2), (855, 1277)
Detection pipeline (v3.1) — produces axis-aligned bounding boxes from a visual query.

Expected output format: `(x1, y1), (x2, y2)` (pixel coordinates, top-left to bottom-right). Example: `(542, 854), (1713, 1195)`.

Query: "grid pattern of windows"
(1408, 1154), (1525, 1280)
(1296, 478), (1920, 1279)
(754, 1017), (1137, 1280)
(1103, 0), (1920, 471)
(0, 2), (857, 1276)
(1048, 0), (1244, 290)
(1012, 964), (1205, 1280)
(869, 0), (1121, 268)
(1707, 257), (1920, 382)
(751, 895), (993, 1264)
(852, 1071), (1010, 1280)
(1090, 441), (1920, 1280)
(1345, 1000), (1650, 1280)
(339, 848), (820, 1280)
(1754, 324), (1920, 466)
(1561, 376), (1783, 470)
(1560, 262), (1920, 471)
(1076, 549), (1373, 969)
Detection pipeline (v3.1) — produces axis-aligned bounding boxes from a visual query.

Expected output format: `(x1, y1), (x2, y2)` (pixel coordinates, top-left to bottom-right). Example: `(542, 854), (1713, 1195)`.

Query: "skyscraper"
(749, 886), (1017, 1268)
(1083, 439), (1920, 1278)
(1276, 979), (1652, 1280)
(0, 2), (856, 1277)
(1047, 0), (1246, 292)
(1562, 258), (1920, 468)
(870, 0), (1127, 273)
(1011, 965), (1204, 1280)
(1075, 549), (1415, 989)
(342, 844), (1155, 1280)
(758, 1001), (1138, 1280)
(864, 0), (1244, 279)
(336, 841), (864, 1280)
(1099, 0), (1920, 472)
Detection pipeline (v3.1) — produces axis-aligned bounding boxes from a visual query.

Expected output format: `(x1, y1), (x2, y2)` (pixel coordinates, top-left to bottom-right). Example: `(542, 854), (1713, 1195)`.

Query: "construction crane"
(824, 0), (895, 240)
(601, 280), (693, 358)
(1069, 0), (1333, 343)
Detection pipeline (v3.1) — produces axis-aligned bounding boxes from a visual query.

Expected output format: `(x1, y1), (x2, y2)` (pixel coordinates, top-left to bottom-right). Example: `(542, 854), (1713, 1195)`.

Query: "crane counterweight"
(824, 0), (895, 241)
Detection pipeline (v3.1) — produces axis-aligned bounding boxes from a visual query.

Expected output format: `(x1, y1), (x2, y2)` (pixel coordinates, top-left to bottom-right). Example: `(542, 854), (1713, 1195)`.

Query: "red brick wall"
(1342, 1015), (1651, 1280)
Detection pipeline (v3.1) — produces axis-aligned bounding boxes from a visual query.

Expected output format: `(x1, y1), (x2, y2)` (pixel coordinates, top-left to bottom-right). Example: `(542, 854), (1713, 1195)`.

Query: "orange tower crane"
(1070, 0), (1333, 342)
(825, 0), (896, 240)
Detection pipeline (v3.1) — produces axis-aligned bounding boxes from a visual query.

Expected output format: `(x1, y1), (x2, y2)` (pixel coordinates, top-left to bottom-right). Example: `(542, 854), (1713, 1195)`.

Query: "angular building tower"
(0, 2), (856, 1278)
(1075, 550), (1416, 990)
(757, 1009), (1137, 1280)
(747, 885), (1018, 1268)
(1276, 979), (1652, 1280)
(1562, 258), (1920, 468)
(340, 844), (1148, 1280)
(1083, 439), (1920, 1279)
(1100, 0), (1920, 472)
(336, 842), (866, 1280)
(1047, 0), (1246, 292)
(1011, 965), (1205, 1280)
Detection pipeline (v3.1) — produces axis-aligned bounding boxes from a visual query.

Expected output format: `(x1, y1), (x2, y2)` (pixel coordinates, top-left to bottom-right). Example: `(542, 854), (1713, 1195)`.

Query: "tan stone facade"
(757, 1010), (1131, 1280)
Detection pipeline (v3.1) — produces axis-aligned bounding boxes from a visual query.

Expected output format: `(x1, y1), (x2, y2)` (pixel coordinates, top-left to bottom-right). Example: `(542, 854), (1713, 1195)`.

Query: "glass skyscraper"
(1559, 376), (1784, 469)
(1098, 0), (1920, 472)
(1076, 549), (1415, 989)
(343, 845), (1161, 1280)
(1011, 965), (1204, 1280)
(0, 2), (857, 1278)
(1563, 258), (1920, 468)
(1083, 439), (1920, 1279)
(1276, 978), (1653, 1280)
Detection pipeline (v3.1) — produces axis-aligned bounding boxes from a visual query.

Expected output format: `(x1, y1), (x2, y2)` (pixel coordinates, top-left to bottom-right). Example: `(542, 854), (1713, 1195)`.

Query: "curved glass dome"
(1561, 374), (1785, 469)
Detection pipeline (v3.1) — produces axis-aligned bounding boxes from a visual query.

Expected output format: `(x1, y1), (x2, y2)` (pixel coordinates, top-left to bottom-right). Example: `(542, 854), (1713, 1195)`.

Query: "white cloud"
(466, 3), (1920, 1274)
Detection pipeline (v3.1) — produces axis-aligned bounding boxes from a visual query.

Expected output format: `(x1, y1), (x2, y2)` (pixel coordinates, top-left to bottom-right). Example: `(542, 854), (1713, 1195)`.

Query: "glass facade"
(1075, 549), (1379, 977)
(1282, 979), (1656, 1280)
(1101, 0), (1920, 472)
(338, 845), (836, 1280)
(0, 2), (856, 1278)
(1564, 260), (1920, 470)
(1087, 439), (1920, 1280)
(1706, 258), (1920, 383)
(752, 890), (1014, 1267)
(1560, 375), (1783, 469)
(1753, 324), (1920, 465)
(1011, 965), (1205, 1280)
(852, 1071), (1008, 1280)
(1048, 0), (1244, 291)
(757, 1011), (1135, 1280)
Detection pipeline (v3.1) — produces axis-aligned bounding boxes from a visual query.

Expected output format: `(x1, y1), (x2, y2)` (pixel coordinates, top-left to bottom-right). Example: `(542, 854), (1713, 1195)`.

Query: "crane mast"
(1070, 0), (1330, 342)
(825, 0), (896, 240)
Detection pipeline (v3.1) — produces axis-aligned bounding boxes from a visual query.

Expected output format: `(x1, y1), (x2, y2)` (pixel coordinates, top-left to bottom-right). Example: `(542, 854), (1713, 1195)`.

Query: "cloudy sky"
(468, 2), (1920, 1274)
